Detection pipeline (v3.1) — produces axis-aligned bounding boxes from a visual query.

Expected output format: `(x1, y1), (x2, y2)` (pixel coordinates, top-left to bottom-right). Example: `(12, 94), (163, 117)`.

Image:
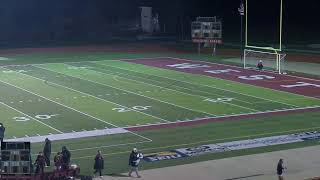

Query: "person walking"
(93, 150), (104, 178)
(277, 159), (286, 180)
(43, 138), (51, 167)
(128, 148), (143, 178)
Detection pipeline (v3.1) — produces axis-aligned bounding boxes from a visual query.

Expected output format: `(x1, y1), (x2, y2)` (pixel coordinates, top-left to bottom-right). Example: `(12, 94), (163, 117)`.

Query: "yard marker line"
(39, 64), (216, 117)
(169, 57), (320, 101)
(87, 66), (259, 112)
(0, 57), (167, 68)
(94, 62), (296, 107)
(6, 67), (169, 123)
(71, 125), (320, 160)
(123, 106), (320, 129)
(1, 77), (153, 141)
(0, 79), (119, 128)
(0, 102), (63, 133)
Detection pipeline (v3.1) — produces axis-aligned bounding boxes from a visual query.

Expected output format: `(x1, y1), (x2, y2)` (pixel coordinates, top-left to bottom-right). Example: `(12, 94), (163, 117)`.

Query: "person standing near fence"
(35, 152), (45, 174)
(128, 148), (143, 178)
(0, 123), (5, 143)
(61, 146), (71, 170)
(93, 150), (104, 178)
(43, 138), (51, 167)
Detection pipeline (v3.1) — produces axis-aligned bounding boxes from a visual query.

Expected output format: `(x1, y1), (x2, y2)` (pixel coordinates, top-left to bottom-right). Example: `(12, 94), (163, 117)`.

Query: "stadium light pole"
(238, 1), (245, 62)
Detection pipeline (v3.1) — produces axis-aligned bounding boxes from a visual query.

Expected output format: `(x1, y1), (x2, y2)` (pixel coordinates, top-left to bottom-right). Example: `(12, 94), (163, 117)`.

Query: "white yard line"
(85, 65), (259, 112)
(0, 78), (153, 142)
(7, 128), (129, 143)
(36, 65), (216, 117)
(96, 66), (255, 105)
(0, 102), (63, 133)
(1, 67), (169, 123)
(169, 57), (320, 100)
(95, 62), (299, 108)
(31, 140), (152, 156)
(0, 78), (120, 127)
(124, 105), (320, 129)
(71, 125), (320, 160)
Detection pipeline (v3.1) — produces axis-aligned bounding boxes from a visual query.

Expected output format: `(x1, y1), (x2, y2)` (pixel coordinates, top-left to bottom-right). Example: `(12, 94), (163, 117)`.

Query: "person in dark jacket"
(128, 148), (143, 178)
(61, 146), (71, 170)
(35, 152), (45, 174)
(93, 150), (104, 177)
(43, 138), (51, 167)
(54, 152), (62, 170)
(277, 159), (286, 180)
(0, 123), (5, 142)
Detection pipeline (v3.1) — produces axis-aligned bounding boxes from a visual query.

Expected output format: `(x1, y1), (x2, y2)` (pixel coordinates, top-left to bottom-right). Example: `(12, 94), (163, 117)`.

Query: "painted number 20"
(113, 106), (151, 113)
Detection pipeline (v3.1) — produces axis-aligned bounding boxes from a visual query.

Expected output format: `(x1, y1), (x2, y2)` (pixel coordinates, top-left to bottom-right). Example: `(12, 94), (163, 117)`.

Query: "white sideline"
(6, 128), (128, 143)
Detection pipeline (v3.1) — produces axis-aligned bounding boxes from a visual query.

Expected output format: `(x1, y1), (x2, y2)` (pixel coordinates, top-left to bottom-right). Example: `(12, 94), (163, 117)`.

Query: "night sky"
(0, 0), (318, 44)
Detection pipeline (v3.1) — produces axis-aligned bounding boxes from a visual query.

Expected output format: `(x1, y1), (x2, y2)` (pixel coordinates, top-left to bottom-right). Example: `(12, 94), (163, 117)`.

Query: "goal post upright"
(244, 0), (284, 74)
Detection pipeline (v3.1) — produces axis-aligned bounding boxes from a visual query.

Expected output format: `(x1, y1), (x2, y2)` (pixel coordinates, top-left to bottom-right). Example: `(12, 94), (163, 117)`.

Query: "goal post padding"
(243, 49), (286, 74)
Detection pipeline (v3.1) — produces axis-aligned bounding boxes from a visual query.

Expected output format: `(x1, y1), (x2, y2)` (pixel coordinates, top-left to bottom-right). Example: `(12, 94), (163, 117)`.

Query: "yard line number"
(14, 114), (59, 122)
(204, 98), (234, 103)
(112, 106), (152, 113)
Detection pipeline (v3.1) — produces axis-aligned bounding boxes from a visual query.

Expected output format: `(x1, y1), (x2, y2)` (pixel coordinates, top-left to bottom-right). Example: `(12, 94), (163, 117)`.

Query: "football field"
(1, 55), (320, 175)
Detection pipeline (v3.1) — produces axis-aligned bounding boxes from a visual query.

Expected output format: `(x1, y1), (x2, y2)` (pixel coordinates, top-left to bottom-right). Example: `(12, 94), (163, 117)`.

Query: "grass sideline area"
(0, 49), (319, 176)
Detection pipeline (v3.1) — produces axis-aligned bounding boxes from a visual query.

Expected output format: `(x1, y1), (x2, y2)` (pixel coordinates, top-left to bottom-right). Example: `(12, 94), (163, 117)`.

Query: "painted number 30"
(113, 106), (151, 113)
(14, 114), (59, 122)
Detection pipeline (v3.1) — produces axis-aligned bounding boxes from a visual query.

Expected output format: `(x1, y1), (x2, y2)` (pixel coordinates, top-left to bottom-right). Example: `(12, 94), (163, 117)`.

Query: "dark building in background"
(0, 0), (318, 46)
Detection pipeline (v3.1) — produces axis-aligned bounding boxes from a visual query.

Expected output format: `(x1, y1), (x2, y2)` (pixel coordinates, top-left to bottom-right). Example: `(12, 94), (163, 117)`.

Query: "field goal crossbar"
(243, 48), (286, 74)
